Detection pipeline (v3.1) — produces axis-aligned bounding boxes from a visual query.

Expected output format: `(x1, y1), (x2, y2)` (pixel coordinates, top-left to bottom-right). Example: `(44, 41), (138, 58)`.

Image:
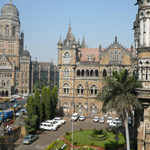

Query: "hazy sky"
(0, 0), (138, 64)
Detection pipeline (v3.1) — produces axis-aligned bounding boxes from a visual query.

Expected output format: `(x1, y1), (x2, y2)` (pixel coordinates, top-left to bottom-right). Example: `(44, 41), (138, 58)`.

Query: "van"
(40, 122), (58, 131)
(71, 113), (79, 121)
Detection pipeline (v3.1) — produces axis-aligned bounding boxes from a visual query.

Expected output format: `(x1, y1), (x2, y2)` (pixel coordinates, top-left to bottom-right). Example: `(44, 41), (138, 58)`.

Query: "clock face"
(63, 52), (70, 64)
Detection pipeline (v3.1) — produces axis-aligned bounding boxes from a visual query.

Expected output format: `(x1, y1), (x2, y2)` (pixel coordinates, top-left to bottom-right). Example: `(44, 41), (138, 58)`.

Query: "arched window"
(12, 26), (16, 36)
(141, 68), (143, 80)
(88, 55), (93, 61)
(90, 103), (97, 115)
(118, 51), (122, 61)
(77, 70), (80, 77)
(5, 25), (9, 36)
(103, 69), (107, 77)
(95, 70), (98, 77)
(0, 26), (2, 35)
(114, 51), (118, 61)
(63, 83), (70, 94)
(64, 67), (69, 77)
(1, 80), (5, 86)
(81, 70), (84, 76)
(90, 85), (98, 95)
(63, 102), (69, 113)
(110, 51), (113, 61)
(86, 70), (89, 77)
(6, 80), (11, 86)
(77, 84), (84, 95)
(146, 67), (148, 80)
(90, 70), (93, 76)
(77, 102), (83, 114)
(63, 52), (71, 64)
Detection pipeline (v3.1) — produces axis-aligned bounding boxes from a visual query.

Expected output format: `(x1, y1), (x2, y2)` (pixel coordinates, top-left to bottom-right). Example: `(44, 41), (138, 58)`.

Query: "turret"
(81, 36), (86, 48)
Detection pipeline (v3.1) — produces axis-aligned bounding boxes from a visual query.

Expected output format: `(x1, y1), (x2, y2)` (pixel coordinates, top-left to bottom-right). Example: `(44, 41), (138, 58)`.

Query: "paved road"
(15, 117), (109, 150)
(0, 98), (27, 110)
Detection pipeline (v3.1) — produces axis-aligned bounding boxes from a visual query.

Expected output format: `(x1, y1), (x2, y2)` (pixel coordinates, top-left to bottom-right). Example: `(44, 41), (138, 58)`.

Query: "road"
(0, 98), (27, 110)
(14, 117), (109, 150)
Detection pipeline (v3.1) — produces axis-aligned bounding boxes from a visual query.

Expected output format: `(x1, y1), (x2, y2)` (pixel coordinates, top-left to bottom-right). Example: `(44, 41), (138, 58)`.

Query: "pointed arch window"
(114, 51), (118, 61)
(77, 102), (83, 114)
(12, 26), (16, 36)
(103, 69), (107, 77)
(77, 84), (84, 95)
(5, 25), (9, 36)
(118, 51), (122, 61)
(64, 67), (69, 77)
(90, 85), (98, 95)
(110, 51), (114, 61)
(63, 83), (70, 94)
(1, 80), (5, 86)
(63, 52), (71, 64)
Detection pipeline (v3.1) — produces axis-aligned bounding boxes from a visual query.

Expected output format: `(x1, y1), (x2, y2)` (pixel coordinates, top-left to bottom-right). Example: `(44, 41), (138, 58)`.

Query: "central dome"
(1, 4), (19, 17)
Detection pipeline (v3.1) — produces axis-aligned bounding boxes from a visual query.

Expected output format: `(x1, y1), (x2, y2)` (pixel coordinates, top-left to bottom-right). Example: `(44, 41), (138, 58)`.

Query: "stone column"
(140, 19), (144, 46)
(144, 18), (147, 46)
(146, 18), (149, 46)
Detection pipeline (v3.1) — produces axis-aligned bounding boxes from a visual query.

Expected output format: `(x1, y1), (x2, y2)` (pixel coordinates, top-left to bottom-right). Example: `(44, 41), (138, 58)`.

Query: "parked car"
(113, 118), (122, 124)
(109, 121), (122, 127)
(53, 117), (66, 124)
(46, 120), (61, 127)
(107, 117), (113, 124)
(79, 115), (85, 121)
(93, 117), (99, 123)
(99, 117), (105, 123)
(40, 122), (58, 131)
(9, 99), (17, 103)
(20, 107), (27, 114)
(71, 113), (79, 122)
(23, 135), (39, 144)
(15, 110), (21, 117)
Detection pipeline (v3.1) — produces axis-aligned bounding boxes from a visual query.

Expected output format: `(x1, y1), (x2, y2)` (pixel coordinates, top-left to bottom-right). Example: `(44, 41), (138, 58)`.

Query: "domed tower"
(0, 0), (22, 68)
(134, 1), (150, 149)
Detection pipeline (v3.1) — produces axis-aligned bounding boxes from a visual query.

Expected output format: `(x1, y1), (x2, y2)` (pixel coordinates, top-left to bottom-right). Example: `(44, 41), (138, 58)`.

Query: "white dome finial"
(9, 0), (12, 4)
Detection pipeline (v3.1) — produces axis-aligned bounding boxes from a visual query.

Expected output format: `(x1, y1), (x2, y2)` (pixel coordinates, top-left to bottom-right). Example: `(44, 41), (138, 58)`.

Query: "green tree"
(45, 87), (51, 120)
(97, 70), (142, 150)
(41, 86), (47, 119)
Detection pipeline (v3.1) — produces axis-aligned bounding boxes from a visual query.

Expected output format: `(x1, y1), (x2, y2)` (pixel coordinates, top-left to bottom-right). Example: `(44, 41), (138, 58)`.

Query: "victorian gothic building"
(58, 25), (135, 117)
(0, 1), (58, 97)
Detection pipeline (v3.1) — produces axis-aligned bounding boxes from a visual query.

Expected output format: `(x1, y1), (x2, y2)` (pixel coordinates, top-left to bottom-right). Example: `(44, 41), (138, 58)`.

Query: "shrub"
(74, 141), (78, 145)
(45, 141), (56, 150)
(65, 131), (69, 135)
(80, 128), (83, 131)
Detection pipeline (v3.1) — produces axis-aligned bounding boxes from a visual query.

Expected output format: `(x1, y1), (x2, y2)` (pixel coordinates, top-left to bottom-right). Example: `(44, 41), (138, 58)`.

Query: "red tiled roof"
(80, 48), (100, 62)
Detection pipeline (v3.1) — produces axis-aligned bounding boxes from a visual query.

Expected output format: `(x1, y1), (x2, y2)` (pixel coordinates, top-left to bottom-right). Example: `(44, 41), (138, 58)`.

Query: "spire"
(66, 23), (73, 41)
(9, 0), (12, 4)
(78, 39), (80, 47)
(115, 36), (117, 43)
(58, 36), (63, 45)
(81, 36), (86, 48)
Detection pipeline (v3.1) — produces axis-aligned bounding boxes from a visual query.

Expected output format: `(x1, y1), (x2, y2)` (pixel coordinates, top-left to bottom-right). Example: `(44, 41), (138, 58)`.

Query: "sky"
(0, 0), (138, 64)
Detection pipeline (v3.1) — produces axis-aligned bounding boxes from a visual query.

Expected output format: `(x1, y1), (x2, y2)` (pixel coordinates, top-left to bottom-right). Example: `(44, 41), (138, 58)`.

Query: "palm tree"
(97, 70), (142, 150)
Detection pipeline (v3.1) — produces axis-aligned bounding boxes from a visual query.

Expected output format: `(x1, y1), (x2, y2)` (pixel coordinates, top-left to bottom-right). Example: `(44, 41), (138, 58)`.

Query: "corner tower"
(134, 1), (150, 149)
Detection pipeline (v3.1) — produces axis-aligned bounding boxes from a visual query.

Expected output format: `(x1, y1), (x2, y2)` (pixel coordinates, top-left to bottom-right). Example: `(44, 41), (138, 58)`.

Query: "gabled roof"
(0, 55), (13, 69)
(100, 39), (131, 57)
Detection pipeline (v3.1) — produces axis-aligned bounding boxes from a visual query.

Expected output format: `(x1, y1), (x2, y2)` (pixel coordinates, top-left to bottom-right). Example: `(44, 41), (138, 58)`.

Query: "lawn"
(45, 139), (69, 150)
(65, 130), (126, 148)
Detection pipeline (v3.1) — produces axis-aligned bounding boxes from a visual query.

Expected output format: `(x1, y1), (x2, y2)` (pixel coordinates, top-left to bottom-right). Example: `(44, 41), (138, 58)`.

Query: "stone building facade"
(133, 0), (150, 150)
(57, 25), (135, 117)
(0, 1), (58, 97)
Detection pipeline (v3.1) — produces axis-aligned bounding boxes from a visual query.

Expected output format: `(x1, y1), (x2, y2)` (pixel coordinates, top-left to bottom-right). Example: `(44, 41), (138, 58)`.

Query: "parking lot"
(14, 117), (109, 150)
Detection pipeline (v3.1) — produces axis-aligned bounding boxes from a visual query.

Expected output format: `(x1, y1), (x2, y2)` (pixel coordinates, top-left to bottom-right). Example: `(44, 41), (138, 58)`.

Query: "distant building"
(0, 1), (58, 97)
(57, 24), (135, 116)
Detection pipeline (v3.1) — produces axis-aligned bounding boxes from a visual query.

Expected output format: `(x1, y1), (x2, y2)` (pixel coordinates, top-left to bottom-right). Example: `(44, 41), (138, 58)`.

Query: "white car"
(109, 121), (122, 127)
(79, 115), (85, 121)
(40, 122), (58, 131)
(93, 117), (99, 122)
(46, 120), (61, 127)
(113, 118), (122, 124)
(53, 117), (66, 124)
(71, 113), (79, 122)
(99, 117), (105, 123)
(107, 117), (113, 124)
